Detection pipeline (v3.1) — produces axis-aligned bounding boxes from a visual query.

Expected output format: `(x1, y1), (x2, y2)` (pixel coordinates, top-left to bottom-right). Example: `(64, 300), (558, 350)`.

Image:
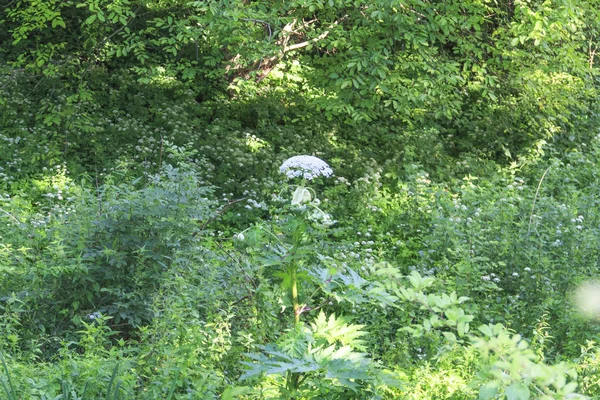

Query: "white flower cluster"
(279, 155), (333, 180)
(87, 311), (101, 320)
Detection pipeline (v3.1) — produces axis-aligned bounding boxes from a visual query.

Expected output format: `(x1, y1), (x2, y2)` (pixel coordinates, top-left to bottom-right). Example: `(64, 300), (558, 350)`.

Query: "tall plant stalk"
(291, 264), (300, 326)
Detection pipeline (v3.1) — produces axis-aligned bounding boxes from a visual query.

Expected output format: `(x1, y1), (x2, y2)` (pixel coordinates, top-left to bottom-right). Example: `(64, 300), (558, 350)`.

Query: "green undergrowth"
(2, 69), (600, 399)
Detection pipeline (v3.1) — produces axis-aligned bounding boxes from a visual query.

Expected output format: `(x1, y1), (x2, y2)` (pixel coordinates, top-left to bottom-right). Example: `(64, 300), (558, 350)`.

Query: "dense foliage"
(2, 0), (600, 398)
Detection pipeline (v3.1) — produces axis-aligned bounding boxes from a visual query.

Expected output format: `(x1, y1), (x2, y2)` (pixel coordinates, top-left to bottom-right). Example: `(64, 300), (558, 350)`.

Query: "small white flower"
(482, 275), (490, 281)
(512, 272), (519, 277)
(87, 311), (101, 320)
(280, 155), (333, 180)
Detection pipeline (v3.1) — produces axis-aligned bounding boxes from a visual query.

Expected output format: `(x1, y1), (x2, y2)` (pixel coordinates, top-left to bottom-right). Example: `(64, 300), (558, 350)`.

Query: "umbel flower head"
(279, 155), (333, 180)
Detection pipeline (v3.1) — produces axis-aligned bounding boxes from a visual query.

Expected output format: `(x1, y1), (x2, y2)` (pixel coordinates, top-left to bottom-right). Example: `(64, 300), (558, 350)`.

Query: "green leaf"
(222, 386), (253, 400)
(51, 18), (66, 28)
(442, 331), (457, 342)
(457, 321), (468, 337)
(311, 311), (367, 351)
(479, 382), (499, 400)
(562, 382), (578, 394)
(505, 383), (530, 400)
(478, 324), (493, 337)
(408, 271), (422, 288)
(85, 14), (97, 24)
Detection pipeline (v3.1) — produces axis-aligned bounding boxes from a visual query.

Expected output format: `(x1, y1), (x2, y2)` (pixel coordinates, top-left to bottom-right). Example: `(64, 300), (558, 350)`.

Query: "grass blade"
(112, 380), (122, 400)
(105, 362), (120, 400)
(165, 370), (181, 400)
(81, 377), (91, 399)
(0, 351), (16, 400)
(1, 380), (14, 400)
(62, 379), (70, 400)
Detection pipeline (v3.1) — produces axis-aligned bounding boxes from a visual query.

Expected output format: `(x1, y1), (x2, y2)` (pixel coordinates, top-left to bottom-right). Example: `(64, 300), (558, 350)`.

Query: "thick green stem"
(291, 264), (300, 326)
(286, 371), (301, 398)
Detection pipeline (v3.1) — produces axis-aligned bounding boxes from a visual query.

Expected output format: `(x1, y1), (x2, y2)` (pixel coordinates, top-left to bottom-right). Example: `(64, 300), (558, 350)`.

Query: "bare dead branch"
(283, 29), (331, 52)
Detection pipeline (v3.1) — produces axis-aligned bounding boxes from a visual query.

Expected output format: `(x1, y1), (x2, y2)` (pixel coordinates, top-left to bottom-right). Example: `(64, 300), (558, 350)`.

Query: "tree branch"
(228, 16), (346, 82)
(283, 29), (331, 53)
(243, 18), (273, 41)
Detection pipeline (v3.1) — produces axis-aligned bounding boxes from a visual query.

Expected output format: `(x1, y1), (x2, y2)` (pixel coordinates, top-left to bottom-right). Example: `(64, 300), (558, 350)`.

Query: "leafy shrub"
(0, 162), (216, 350)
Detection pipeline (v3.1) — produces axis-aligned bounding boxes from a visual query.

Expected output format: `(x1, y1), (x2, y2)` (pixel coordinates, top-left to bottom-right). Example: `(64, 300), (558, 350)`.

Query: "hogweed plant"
(234, 156), (399, 397)
(278, 155), (333, 325)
